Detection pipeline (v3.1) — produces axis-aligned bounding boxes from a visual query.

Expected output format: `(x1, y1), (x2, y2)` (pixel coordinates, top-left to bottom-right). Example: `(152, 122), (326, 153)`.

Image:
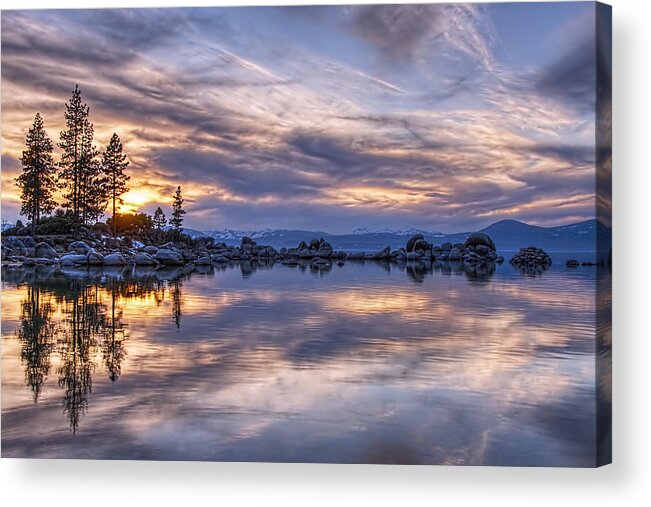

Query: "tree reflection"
(57, 283), (103, 434)
(16, 285), (55, 402)
(10, 267), (182, 433)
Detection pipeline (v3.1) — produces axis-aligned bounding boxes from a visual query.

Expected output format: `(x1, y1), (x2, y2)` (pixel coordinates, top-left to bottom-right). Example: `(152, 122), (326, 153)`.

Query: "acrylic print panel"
(0, 2), (611, 466)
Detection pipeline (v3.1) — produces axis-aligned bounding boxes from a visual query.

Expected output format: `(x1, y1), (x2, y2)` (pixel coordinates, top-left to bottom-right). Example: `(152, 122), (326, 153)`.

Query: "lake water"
(1, 256), (611, 466)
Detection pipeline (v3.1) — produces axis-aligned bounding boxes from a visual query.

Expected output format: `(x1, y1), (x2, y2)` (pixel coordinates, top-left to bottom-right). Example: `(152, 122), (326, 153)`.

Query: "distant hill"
(199, 219), (610, 252)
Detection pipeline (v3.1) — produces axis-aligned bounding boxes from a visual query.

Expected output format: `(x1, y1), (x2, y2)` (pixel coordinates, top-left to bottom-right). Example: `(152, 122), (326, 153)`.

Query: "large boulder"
(86, 249), (104, 265)
(406, 234), (425, 252)
(464, 232), (496, 252)
(104, 252), (126, 266)
(68, 240), (92, 254)
(315, 240), (333, 258)
(134, 252), (158, 265)
(3, 237), (27, 256)
(143, 245), (159, 255)
(60, 254), (88, 266)
(156, 248), (184, 265)
(35, 242), (58, 259)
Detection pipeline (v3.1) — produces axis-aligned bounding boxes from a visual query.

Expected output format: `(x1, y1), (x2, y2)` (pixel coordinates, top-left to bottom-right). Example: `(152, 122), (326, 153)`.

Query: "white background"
(0, 0), (649, 505)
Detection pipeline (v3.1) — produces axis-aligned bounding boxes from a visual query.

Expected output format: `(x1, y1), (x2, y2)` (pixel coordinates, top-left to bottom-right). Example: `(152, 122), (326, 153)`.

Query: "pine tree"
(170, 186), (186, 231)
(102, 133), (130, 236)
(58, 84), (104, 227)
(16, 113), (58, 234)
(153, 207), (167, 230)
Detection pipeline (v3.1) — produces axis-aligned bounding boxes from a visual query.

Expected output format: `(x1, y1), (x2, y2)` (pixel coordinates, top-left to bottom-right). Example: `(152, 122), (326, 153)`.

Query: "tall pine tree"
(58, 84), (104, 227)
(16, 113), (58, 234)
(153, 207), (167, 230)
(170, 186), (186, 231)
(102, 133), (130, 236)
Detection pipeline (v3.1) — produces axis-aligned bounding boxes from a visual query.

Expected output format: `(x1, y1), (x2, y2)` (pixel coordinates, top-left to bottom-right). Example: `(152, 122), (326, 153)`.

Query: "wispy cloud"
(1, 4), (598, 232)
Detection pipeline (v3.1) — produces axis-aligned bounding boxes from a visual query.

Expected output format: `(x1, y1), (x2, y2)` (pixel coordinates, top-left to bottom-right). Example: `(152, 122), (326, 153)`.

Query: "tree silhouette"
(170, 186), (186, 231)
(102, 133), (130, 236)
(58, 84), (104, 227)
(16, 113), (58, 234)
(152, 206), (167, 230)
(16, 286), (56, 402)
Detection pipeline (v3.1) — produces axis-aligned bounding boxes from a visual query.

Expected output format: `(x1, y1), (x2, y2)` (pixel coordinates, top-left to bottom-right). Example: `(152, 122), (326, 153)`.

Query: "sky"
(1, 3), (600, 233)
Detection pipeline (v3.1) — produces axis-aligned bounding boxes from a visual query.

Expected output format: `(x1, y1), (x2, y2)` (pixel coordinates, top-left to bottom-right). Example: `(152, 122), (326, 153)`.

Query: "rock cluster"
(3, 229), (506, 271)
(509, 247), (552, 267)
(390, 232), (503, 264)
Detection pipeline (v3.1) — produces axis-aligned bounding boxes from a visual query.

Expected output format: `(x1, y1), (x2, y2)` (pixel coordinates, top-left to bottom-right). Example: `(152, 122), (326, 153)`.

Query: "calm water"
(1, 257), (611, 466)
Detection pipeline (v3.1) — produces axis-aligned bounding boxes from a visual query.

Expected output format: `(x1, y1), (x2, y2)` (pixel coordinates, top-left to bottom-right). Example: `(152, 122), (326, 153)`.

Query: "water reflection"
(1, 261), (610, 465)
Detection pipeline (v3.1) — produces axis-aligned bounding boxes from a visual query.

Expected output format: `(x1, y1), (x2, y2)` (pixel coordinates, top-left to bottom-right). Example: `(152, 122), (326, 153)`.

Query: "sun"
(118, 188), (159, 214)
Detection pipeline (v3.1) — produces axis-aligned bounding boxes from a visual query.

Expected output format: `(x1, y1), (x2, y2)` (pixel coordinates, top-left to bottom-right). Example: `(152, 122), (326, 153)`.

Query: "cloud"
(1, 6), (598, 232)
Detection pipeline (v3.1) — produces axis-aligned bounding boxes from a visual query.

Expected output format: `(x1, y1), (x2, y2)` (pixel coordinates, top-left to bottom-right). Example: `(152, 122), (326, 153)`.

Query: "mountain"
(199, 219), (609, 252)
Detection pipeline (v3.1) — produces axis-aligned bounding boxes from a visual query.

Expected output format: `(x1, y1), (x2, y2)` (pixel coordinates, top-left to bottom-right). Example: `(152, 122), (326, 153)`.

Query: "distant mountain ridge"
(186, 219), (610, 252)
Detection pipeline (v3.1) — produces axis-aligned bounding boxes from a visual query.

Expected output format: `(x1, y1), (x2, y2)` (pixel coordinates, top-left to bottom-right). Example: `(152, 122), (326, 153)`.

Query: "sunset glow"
(1, 3), (600, 232)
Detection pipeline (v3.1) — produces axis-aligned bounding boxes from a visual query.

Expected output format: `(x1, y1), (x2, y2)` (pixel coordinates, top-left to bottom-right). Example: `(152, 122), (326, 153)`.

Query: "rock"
(346, 252), (366, 260)
(134, 252), (158, 265)
(475, 244), (489, 256)
(441, 242), (452, 252)
(3, 237), (27, 256)
(309, 238), (321, 250)
(509, 247), (552, 267)
(2, 245), (15, 260)
(464, 232), (496, 252)
(155, 248), (184, 265)
(104, 252), (126, 266)
(297, 241), (308, 250)
(241, 236), (256, 247)
(280, 247), (288, 256)
(60, 254), (88, 266)
(412, 239), (432, 253)
(406, 234), (425, 252)
(86, 249), (104, 265)
(22, 236), (36, 248)
(212, 255), (229, 263)
(143, 245), (159, 255)
(315, 241), (333, 258)
(406, 251), (422, 261)
(35, 242), (58, 259)
(448, 247), (463, 261)
(68, 241), (92, 254)
(496, 256), (504, 264)
(194, 255), (212, 265)
(299, 249), (315, 259)
(566, 259), (580, 267)
(15, 219), (24, 229)
(372, 245), (391, 260)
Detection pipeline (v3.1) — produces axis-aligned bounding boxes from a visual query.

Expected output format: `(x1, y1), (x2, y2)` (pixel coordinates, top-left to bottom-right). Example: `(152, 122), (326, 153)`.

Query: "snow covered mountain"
(197, 219), (609, 252)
